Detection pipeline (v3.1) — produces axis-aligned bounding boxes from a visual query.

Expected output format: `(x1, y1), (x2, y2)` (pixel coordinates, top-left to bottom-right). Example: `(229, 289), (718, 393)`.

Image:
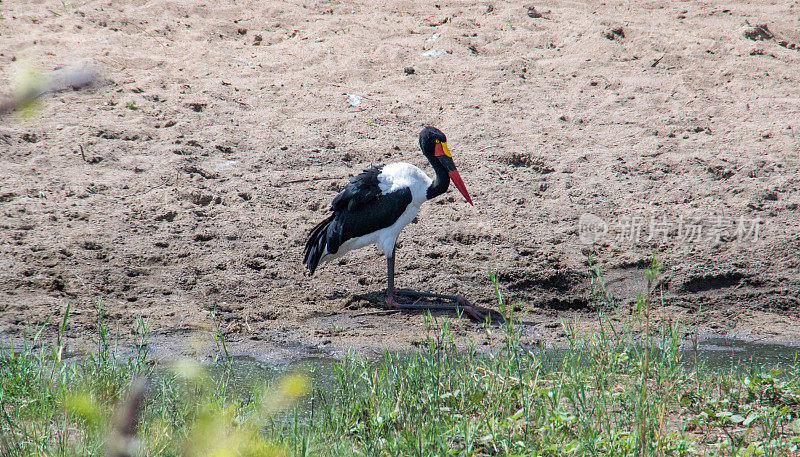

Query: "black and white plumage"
(303, 163), (428, 274)
(304, 163), (418, 274)
(303, 126), (477, 314)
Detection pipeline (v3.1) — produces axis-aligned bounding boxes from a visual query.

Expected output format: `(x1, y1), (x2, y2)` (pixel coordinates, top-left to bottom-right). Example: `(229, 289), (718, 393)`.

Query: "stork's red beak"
(434, 141), (473, 205)
(448, 169), (473, 205)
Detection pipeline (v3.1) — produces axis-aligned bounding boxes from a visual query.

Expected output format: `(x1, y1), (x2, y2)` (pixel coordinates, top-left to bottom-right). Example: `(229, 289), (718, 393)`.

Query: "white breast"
(378, 162), (433, 206)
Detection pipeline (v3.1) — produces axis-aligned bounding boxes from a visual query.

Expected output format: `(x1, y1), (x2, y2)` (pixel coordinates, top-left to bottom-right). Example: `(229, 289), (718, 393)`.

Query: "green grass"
(2, 261), (800, 456)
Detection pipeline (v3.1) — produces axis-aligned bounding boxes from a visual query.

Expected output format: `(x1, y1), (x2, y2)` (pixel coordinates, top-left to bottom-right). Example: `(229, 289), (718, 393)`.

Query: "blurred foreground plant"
(1, 59), (95, 116)
(59, 360), (310, 457)
(173, 360), (309, 457)
(1, 301), (309, 457)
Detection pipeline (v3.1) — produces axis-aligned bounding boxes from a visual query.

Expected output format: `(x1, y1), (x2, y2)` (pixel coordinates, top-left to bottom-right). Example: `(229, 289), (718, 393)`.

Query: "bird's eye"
(435, 140), (440, 143)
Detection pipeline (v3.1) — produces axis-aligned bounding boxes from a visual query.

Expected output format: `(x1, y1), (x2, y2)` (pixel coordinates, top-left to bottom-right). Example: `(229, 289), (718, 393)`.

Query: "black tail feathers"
(303, 214), (334, 275)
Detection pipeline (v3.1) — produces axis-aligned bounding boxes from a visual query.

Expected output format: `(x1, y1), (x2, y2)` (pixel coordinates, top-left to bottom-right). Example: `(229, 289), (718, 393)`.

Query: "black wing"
(330, 165), (384, 212)
(325, 165), (412, 255)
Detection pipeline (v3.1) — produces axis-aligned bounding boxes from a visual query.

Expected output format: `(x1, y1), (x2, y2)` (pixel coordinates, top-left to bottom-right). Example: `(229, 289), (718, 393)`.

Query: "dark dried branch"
(106, 377), (147, 457)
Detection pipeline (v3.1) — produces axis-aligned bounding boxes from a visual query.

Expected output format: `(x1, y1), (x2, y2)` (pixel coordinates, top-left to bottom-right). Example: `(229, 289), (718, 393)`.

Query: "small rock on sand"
(526, 6), (542, 18)
(744, 24), (773, 41)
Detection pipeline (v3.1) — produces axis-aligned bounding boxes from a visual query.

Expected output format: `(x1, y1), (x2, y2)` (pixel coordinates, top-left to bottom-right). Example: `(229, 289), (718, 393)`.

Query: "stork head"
(419, 126), (473, 205)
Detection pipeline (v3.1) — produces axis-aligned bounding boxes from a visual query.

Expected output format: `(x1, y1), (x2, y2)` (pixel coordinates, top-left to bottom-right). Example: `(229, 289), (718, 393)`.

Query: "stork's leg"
(384, 248), (493, 322)
(386, 249), (400, 308)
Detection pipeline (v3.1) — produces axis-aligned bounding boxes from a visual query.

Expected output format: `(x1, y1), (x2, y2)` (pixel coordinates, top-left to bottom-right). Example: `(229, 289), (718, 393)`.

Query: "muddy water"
(689, 337), (800, 371)
(5, 336), (796, 392)
(206, 355), (339, 398)
(208, 337), (799, 392)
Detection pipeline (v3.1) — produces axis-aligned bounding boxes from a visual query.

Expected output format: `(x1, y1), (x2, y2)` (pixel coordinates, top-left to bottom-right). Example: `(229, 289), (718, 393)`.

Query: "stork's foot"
(386, 292), (402, 310)
(386, 289), (502, 323)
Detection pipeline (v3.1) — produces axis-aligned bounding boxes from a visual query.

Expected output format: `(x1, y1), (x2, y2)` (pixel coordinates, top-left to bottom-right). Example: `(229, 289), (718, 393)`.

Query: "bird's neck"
(425, 155), (449, 200)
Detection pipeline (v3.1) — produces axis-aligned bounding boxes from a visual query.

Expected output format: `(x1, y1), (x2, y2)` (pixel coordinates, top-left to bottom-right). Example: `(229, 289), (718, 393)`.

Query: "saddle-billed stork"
(303, 126), (489, 320)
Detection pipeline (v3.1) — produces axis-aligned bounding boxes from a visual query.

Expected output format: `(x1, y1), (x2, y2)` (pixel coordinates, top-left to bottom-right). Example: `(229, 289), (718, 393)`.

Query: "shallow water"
(4, 336), (798, 388)
(202, 355), (341, 410)
(206, 337), (800, 390)
(688, 337), (800, 371)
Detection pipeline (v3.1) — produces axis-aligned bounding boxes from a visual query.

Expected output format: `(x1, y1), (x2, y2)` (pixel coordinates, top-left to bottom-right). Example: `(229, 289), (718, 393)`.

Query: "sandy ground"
(1, 0), (799, 360)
